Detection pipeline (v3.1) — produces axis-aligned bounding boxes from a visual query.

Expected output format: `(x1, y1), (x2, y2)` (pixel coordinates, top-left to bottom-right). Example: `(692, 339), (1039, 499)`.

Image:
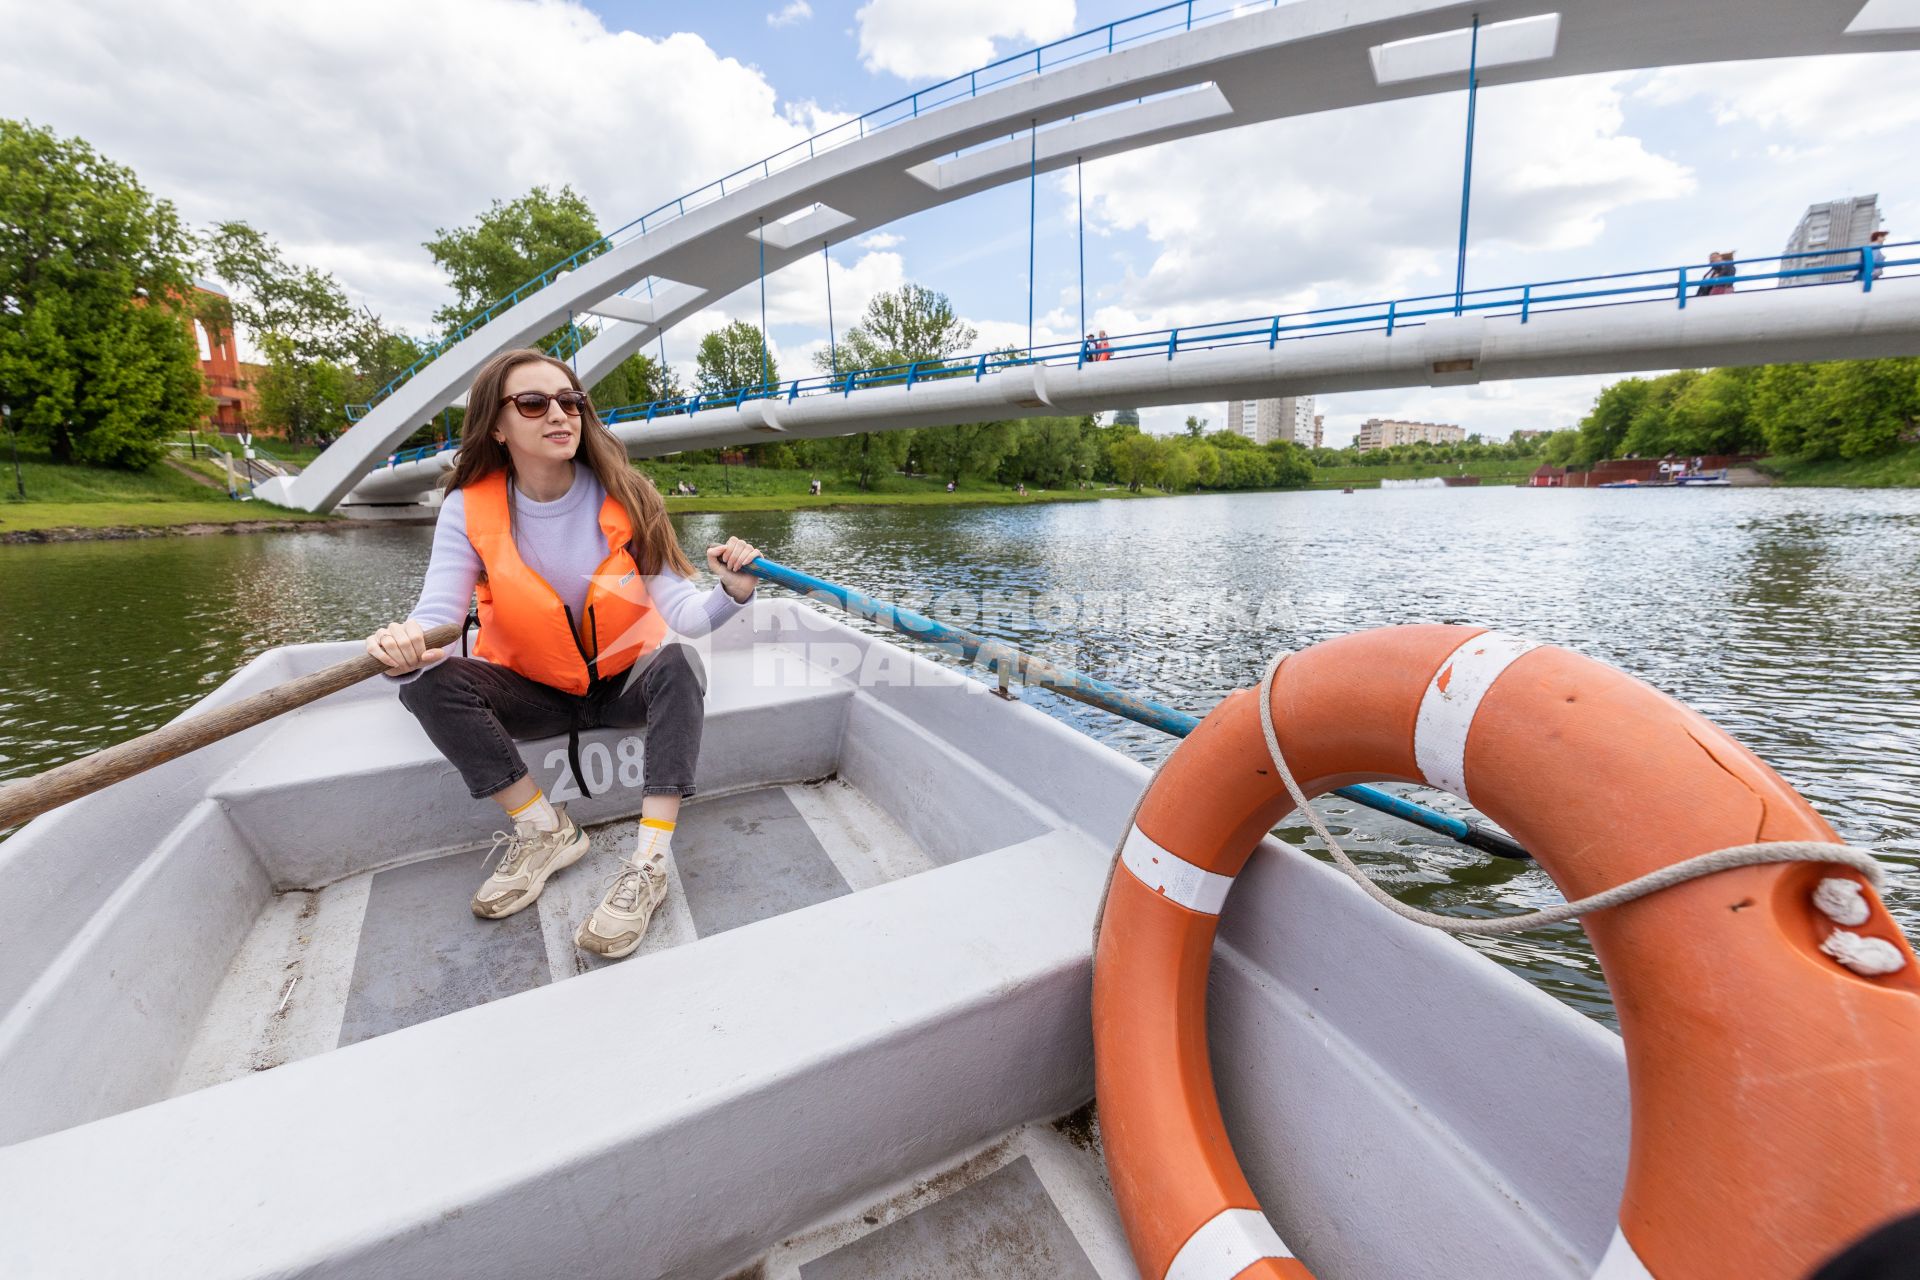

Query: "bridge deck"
(266, 0), (1920, 512)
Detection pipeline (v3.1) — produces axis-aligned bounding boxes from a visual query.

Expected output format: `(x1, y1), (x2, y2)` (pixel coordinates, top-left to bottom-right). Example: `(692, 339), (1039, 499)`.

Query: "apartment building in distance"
(1780, 194), (1881, 287)
(1354, 418), (1465, 451)
(1226, 395), (1316, 446)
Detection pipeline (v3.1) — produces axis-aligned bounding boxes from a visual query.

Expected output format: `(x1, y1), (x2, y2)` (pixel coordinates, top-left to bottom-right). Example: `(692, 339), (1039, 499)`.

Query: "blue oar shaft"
(738, 557), (1528, 859)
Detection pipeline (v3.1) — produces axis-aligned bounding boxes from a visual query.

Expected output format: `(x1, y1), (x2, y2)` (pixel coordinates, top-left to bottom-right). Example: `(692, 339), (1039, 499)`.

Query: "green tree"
(1802, 358), (1920, 459)
(1748, 364), (1821, 458)
(1187, 440), (1221, 487)
(1574, 377), (1653, 465)
(1000, 415), (1097, 487)
(1541, 429), (1581, 467)
(202, 220), (399, 445)
(424, 184), (601, 333)
(0, 119), (205, 466)
(814, 284), (978, 489)
(254, 333), (354, 445)
(833, 429), (909, 490)
(1183, 414), (1206, 440)
(1216, 447), (1275, 489)
(1619, 370), (1697, 458)
(696, 321), (777, 394)
(1668, 366), (1761, 456)
(591, 352), (683, 410)
(831, 282), (976, 372)
(1108, 431), (1162, 490)
(1157, 443), (1197, 492)
(200, 221), (357, 358)
(919, 420), (1015, 484)
(349, 321), (433, 446)
(1263, 440), (1314, 488)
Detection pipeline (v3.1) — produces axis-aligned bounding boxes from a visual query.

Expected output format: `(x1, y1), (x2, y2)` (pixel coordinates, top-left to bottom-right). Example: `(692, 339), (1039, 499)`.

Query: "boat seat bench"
(212, 643), (851, 889)
(0, 831), (1110, 1280)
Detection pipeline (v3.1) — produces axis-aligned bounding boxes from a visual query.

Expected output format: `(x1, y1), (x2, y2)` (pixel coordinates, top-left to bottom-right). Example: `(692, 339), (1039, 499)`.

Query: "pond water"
(4, 484), (1916, 1023)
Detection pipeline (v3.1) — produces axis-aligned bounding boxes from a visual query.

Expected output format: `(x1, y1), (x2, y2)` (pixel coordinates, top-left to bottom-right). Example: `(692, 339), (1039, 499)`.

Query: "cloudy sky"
(2, 0), (1913, 443)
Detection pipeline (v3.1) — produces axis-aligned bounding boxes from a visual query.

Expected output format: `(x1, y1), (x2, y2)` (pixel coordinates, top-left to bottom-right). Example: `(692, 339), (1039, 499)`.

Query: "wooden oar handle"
(0, 623), (463, 833)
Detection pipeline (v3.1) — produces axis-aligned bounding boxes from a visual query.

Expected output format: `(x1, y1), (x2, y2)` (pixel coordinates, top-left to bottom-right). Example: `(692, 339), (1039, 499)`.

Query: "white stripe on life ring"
(1165, 1207), (1292, 1280)
(1413, 630), (1540, 805)
(1121, 825), (1235, 915)
(1590, 1226), (1655, 1279)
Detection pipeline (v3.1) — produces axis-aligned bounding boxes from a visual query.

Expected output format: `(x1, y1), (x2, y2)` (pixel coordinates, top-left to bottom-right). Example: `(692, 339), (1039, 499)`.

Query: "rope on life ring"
(1092, 625), (1920, 1280)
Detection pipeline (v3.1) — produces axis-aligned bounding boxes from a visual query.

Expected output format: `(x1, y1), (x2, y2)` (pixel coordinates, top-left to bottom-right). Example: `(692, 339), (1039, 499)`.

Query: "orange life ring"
(1092, 624), (1920, 1279)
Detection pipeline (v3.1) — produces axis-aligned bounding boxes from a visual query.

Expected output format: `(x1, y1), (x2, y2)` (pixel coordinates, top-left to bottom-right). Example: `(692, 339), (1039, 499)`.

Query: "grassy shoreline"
(1758, 444), (1920, 487)
(0, 449), (337, 541)
(6, 443), (1918, 541)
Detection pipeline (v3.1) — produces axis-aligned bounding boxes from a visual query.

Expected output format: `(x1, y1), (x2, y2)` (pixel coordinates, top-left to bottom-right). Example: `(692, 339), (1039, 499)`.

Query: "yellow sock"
(636, 817), (675, 865)
(506, 789), (559, 832)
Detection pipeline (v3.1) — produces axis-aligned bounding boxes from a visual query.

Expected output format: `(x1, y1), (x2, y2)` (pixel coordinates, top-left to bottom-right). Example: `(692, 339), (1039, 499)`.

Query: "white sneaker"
(574, 854), (669, 959)
(471, 808), (589, 920)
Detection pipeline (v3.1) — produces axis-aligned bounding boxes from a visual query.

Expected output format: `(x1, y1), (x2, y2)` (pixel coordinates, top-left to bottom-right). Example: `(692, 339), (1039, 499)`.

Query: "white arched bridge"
(258, 0), (1920, 512)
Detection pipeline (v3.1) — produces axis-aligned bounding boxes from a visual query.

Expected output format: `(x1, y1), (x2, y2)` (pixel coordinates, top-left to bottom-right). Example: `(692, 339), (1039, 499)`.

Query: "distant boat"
(1342, 486), (1355, 494)
(1598, 479), (1644, 489)
(1675, 471), (1731, 487)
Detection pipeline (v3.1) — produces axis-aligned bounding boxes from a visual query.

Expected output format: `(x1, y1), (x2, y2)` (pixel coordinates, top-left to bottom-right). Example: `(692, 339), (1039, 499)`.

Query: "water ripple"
(5, 487), (1917, 1025)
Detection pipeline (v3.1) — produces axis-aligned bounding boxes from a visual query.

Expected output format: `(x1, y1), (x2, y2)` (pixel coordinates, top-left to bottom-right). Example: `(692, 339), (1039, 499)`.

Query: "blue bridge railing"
(342, 0), (1287, 423)
(586, 241), (1916, 432)
(367, 241), (1914, 470)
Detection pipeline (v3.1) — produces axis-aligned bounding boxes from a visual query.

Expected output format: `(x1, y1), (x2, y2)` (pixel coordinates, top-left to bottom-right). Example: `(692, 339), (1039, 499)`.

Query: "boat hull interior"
(0, 599), (1629, 1278)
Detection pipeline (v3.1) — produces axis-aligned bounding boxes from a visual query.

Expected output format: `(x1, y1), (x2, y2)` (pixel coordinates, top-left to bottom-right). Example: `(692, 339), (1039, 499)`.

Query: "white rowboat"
(0, 597), (1635, 1278)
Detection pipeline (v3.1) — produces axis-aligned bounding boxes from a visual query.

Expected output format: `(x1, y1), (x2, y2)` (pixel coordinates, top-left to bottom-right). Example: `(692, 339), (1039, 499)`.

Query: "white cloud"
(855, 0), (1076, 80)
(859, 231), (904, 249)
(1631, 52), (1920, 243)
(0, 0), (817, 336)
(767, 1), (813, 28)
(659, 249), (909, 380)
(1078, 73), (1692, 326)
(782, 99), (854, 134)
(768, 248), (908, 332)
(1636, 53), (1920, 141)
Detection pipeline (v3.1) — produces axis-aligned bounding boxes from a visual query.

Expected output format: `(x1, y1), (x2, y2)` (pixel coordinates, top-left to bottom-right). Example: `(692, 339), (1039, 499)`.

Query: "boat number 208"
(543, 737), (645, 801)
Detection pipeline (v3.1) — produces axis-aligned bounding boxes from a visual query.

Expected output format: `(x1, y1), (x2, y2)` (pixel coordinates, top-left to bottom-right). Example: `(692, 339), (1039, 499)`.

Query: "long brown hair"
(446, 348), (694, 577)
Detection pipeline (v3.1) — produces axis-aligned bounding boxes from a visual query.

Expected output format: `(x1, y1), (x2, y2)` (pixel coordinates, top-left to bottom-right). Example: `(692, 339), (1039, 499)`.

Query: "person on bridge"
(1094, 329), (1112, 361)
(1698, 251), (1736, 296)
(362, 347), (762, 961)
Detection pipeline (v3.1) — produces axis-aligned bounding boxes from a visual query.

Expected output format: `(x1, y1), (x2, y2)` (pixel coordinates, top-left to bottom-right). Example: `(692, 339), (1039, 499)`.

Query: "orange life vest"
(462, 469), (667, 694)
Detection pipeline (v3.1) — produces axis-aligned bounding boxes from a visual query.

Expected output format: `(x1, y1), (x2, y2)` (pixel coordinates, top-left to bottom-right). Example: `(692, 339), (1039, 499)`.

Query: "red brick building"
(186, 282), (258, 431)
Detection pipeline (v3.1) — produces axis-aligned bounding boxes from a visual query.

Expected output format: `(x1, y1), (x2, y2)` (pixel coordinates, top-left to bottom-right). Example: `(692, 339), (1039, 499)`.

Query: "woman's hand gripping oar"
(0, 623), (462, 832)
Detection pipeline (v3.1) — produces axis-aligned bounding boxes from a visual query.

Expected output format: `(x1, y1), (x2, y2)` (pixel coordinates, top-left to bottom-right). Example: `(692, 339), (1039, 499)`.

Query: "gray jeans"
(397, 646), (706, 801)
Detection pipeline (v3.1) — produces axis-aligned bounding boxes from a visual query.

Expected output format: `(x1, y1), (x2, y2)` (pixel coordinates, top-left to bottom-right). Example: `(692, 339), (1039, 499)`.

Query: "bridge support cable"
(1028, 119), (1038, 358)
(758, 218), (770, 391)
(1077, 156), (1086, 354)
(824, 240), (838, 376)
(644, 275), (669, 382)
(1454, 13), (1481, 317)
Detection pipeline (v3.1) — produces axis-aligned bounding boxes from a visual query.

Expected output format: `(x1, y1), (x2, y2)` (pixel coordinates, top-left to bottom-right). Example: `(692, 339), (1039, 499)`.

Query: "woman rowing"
(364, 348), (761, 959)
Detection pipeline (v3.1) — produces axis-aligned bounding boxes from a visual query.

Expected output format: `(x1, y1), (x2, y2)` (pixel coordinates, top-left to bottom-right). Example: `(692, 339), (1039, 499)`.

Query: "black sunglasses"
(501, 390), (590, 418)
